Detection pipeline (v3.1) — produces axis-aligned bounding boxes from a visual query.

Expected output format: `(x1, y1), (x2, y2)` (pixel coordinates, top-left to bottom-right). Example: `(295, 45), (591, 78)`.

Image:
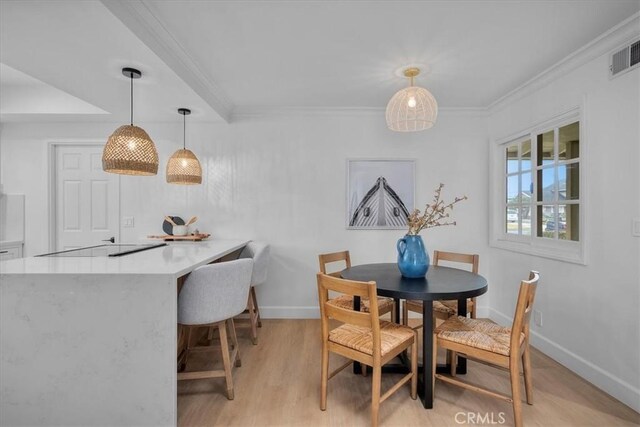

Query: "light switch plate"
(123, 216), (135, 228)
(633, 218), (640, 237)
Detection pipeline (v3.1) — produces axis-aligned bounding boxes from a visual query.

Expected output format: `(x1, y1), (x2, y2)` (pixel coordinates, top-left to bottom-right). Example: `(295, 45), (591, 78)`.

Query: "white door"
(54, 145), (119, 251)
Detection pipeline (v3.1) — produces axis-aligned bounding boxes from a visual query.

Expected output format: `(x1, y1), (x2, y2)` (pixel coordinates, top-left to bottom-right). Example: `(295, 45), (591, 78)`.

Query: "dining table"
(341, 262), (488, 409)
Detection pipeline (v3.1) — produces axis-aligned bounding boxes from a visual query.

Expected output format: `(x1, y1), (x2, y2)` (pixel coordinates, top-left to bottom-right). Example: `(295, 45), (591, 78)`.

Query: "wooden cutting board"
(147, 233), (211, 241)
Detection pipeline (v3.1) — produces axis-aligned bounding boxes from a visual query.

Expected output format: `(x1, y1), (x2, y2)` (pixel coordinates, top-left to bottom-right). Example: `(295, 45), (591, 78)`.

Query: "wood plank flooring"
(178, 319), (640, 426)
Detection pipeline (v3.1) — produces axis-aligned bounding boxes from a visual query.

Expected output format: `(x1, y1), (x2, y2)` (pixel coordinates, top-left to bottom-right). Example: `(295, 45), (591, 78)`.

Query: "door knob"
(102, 237), (115, 243)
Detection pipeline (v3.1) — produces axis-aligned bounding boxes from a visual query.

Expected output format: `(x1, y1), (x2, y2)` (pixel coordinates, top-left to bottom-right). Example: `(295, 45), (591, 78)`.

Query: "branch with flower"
(407, 183), (468, 235)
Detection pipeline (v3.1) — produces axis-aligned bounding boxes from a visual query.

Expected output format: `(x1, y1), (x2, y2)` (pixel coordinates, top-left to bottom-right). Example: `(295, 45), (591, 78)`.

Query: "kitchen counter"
(1, 239), (247, 276)
(0, 239), (249, 427)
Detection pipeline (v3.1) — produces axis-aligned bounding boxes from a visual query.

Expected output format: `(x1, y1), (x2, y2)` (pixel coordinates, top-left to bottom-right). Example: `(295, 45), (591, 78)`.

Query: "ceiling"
(1, 0), (639, 123)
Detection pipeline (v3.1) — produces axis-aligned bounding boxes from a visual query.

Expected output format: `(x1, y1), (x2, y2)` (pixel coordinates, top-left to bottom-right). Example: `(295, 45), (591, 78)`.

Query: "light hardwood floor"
(178, 319), (640, 426)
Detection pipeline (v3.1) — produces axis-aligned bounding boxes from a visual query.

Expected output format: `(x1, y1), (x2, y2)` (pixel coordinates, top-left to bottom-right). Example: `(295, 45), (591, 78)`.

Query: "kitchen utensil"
(147, 233), (211, 242)
(186, 216), (198, 226)
(172, 225), (189, 236)
(162, 216), (184, 235)
(164, 216), (177, 226)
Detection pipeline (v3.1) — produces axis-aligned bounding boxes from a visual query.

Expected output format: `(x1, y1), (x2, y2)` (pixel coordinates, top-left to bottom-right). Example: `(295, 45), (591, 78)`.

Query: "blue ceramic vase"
(397, 234), (430, 278)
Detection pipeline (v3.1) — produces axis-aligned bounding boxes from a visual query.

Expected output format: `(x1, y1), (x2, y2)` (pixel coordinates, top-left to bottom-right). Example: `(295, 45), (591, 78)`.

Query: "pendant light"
(102, 68), (159, 175)
(166, 108), (202, 185)
(385, 67), (438, 132)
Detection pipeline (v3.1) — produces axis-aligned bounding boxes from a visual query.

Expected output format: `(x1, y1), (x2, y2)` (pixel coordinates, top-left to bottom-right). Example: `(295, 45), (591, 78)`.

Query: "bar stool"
(177, 258), (253, 400)
(236, 241), (270, 344)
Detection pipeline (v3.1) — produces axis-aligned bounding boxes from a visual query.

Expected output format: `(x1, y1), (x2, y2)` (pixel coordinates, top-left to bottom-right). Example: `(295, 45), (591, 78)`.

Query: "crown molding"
(231, 106), (487, 121)
(488, 12), (640, 114)
(100, 0), (233, 123)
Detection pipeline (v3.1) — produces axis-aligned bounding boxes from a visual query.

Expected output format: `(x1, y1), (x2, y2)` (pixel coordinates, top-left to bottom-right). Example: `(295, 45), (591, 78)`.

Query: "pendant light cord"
(183, 112), (186, 150)
(130, 74), (134, 126)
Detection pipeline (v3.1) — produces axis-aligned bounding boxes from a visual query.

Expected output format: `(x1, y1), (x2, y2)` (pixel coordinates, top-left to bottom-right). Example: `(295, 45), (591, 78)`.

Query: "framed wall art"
(346, 159), (415, 230)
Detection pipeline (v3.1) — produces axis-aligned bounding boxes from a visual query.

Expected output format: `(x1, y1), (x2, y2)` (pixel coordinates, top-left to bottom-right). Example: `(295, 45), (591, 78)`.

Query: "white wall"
(487, 47), (640, 410)
(0, 112), (491, 318)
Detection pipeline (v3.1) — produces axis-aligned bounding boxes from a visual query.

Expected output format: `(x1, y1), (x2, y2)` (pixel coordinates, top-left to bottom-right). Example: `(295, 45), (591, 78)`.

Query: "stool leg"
(252, 287), (262, 328)
(248, 290), (259, 345)
(228, 318), (242, 367)
(218, 321), (234, 400)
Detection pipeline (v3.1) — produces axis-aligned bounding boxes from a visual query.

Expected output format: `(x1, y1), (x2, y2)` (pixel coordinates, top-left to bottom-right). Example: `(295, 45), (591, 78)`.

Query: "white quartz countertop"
(0, 239), (249, 277)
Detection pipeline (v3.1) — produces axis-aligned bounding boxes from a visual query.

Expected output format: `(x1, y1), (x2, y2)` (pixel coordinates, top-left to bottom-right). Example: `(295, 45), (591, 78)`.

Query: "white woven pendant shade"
(103, 125), (159, 175)
(385, 67), (438, 132)
(166, 149), (202, 185)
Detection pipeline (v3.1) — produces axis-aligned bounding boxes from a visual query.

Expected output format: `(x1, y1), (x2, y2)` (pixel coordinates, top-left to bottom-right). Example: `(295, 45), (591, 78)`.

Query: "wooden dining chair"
(403, 250), (479, 327)
(317, 273), (417, 427)
(433, 271), (540, 427)
(318, 251), (395, 320)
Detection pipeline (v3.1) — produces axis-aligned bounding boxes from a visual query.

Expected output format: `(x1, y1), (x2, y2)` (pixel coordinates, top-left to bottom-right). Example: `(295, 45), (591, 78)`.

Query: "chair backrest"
(178, 258), (254, 325)
(433, 250), (479, 274)
(510, 271), (540, 351)
(318, 250), (351, 278)
(239, 241), (270, 286)
(316, 273), (381, 360)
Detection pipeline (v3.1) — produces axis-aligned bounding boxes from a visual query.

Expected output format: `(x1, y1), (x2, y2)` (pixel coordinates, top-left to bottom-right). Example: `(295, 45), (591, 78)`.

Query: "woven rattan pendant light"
(385, 67), (438, 132)
(166, 108), (202, 185)
(103, 68), (159, 175)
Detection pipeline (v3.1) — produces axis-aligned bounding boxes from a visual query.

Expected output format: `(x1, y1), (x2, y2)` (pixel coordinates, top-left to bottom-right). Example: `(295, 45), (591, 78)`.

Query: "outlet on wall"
(633, 218), (640, 237)
(123, 216), (135, 228)
(534, 310), (543, 327)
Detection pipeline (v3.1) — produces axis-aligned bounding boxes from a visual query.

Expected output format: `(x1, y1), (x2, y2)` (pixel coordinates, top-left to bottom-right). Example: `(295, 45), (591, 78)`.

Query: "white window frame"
(490, 106), (586, 264)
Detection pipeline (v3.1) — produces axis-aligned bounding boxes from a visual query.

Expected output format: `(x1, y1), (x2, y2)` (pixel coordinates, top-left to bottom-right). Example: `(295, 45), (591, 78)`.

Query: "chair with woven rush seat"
(177, 258), (253, 400)
(433, 271), (540, 427)
(402, 250), (479, 327)
(317, 273), (417, 427)
(318, 251), (395, 320)
(235, 241), (270, 344)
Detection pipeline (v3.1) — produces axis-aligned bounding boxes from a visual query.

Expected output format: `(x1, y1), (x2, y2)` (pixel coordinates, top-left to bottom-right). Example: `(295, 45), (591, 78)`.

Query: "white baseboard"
(489, 308), (640, 413)
(260, 306), (319, 319)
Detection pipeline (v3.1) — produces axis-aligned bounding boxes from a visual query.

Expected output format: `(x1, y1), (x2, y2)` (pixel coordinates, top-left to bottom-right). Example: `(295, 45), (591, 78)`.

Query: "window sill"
(490, 237), (586, 265)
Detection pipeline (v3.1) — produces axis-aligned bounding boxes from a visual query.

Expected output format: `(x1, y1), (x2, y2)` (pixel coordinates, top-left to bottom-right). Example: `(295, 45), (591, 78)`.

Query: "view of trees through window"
(504, 121), (580, 242)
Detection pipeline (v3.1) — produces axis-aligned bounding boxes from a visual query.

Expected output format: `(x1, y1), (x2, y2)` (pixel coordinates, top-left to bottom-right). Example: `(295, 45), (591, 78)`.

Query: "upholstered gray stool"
(177, 258), (253, 400)
(236, 242), (270, 344)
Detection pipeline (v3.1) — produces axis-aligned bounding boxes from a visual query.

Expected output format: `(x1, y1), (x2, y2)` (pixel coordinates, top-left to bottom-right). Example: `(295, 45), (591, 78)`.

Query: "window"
(492, 108), (584, 263)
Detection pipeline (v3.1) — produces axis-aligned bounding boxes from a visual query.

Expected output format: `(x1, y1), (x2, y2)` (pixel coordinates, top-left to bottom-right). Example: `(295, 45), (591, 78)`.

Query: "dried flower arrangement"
(407, 183), (468, 235)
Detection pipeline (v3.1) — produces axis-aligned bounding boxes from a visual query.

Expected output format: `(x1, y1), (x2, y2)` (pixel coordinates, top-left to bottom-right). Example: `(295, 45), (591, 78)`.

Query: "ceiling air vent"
(610, 39), (640, 78)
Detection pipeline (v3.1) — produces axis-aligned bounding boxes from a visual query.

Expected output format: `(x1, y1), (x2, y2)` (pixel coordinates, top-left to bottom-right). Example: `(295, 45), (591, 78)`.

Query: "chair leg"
(218, 321), (234, 400)
(510, 356), (523, 427)
(228, 318), (242, 367)
(402, 301), (408, 326)
(320, 342), (329, 411)
(432, 335), (437, 395)
(251, 287), (262, 328)
(247, 291), (259, 345)
(449, 351), (457, 377)
(412, 333), (418, 400)
(522, 345), (533, 405)
(391, 301), (397, 323)
(470, 298), (477, 319)
(371, 365), (382, 427)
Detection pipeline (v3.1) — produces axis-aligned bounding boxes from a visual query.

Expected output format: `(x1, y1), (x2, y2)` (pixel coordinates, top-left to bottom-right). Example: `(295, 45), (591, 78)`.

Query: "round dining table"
(341, 263), (488, 409)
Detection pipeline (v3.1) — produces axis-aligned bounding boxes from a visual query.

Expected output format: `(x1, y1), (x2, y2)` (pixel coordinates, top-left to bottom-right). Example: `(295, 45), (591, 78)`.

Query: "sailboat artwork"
(349, 177), (410, 228)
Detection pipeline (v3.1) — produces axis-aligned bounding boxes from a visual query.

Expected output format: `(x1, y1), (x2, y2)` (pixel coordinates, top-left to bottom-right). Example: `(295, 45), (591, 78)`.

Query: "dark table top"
(341, 263), (488, 301)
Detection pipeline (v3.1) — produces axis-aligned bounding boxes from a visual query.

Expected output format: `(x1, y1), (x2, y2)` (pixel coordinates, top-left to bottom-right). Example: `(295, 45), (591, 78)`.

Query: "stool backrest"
(178, 258), (253, 325)
(239, 241), (270, 286)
